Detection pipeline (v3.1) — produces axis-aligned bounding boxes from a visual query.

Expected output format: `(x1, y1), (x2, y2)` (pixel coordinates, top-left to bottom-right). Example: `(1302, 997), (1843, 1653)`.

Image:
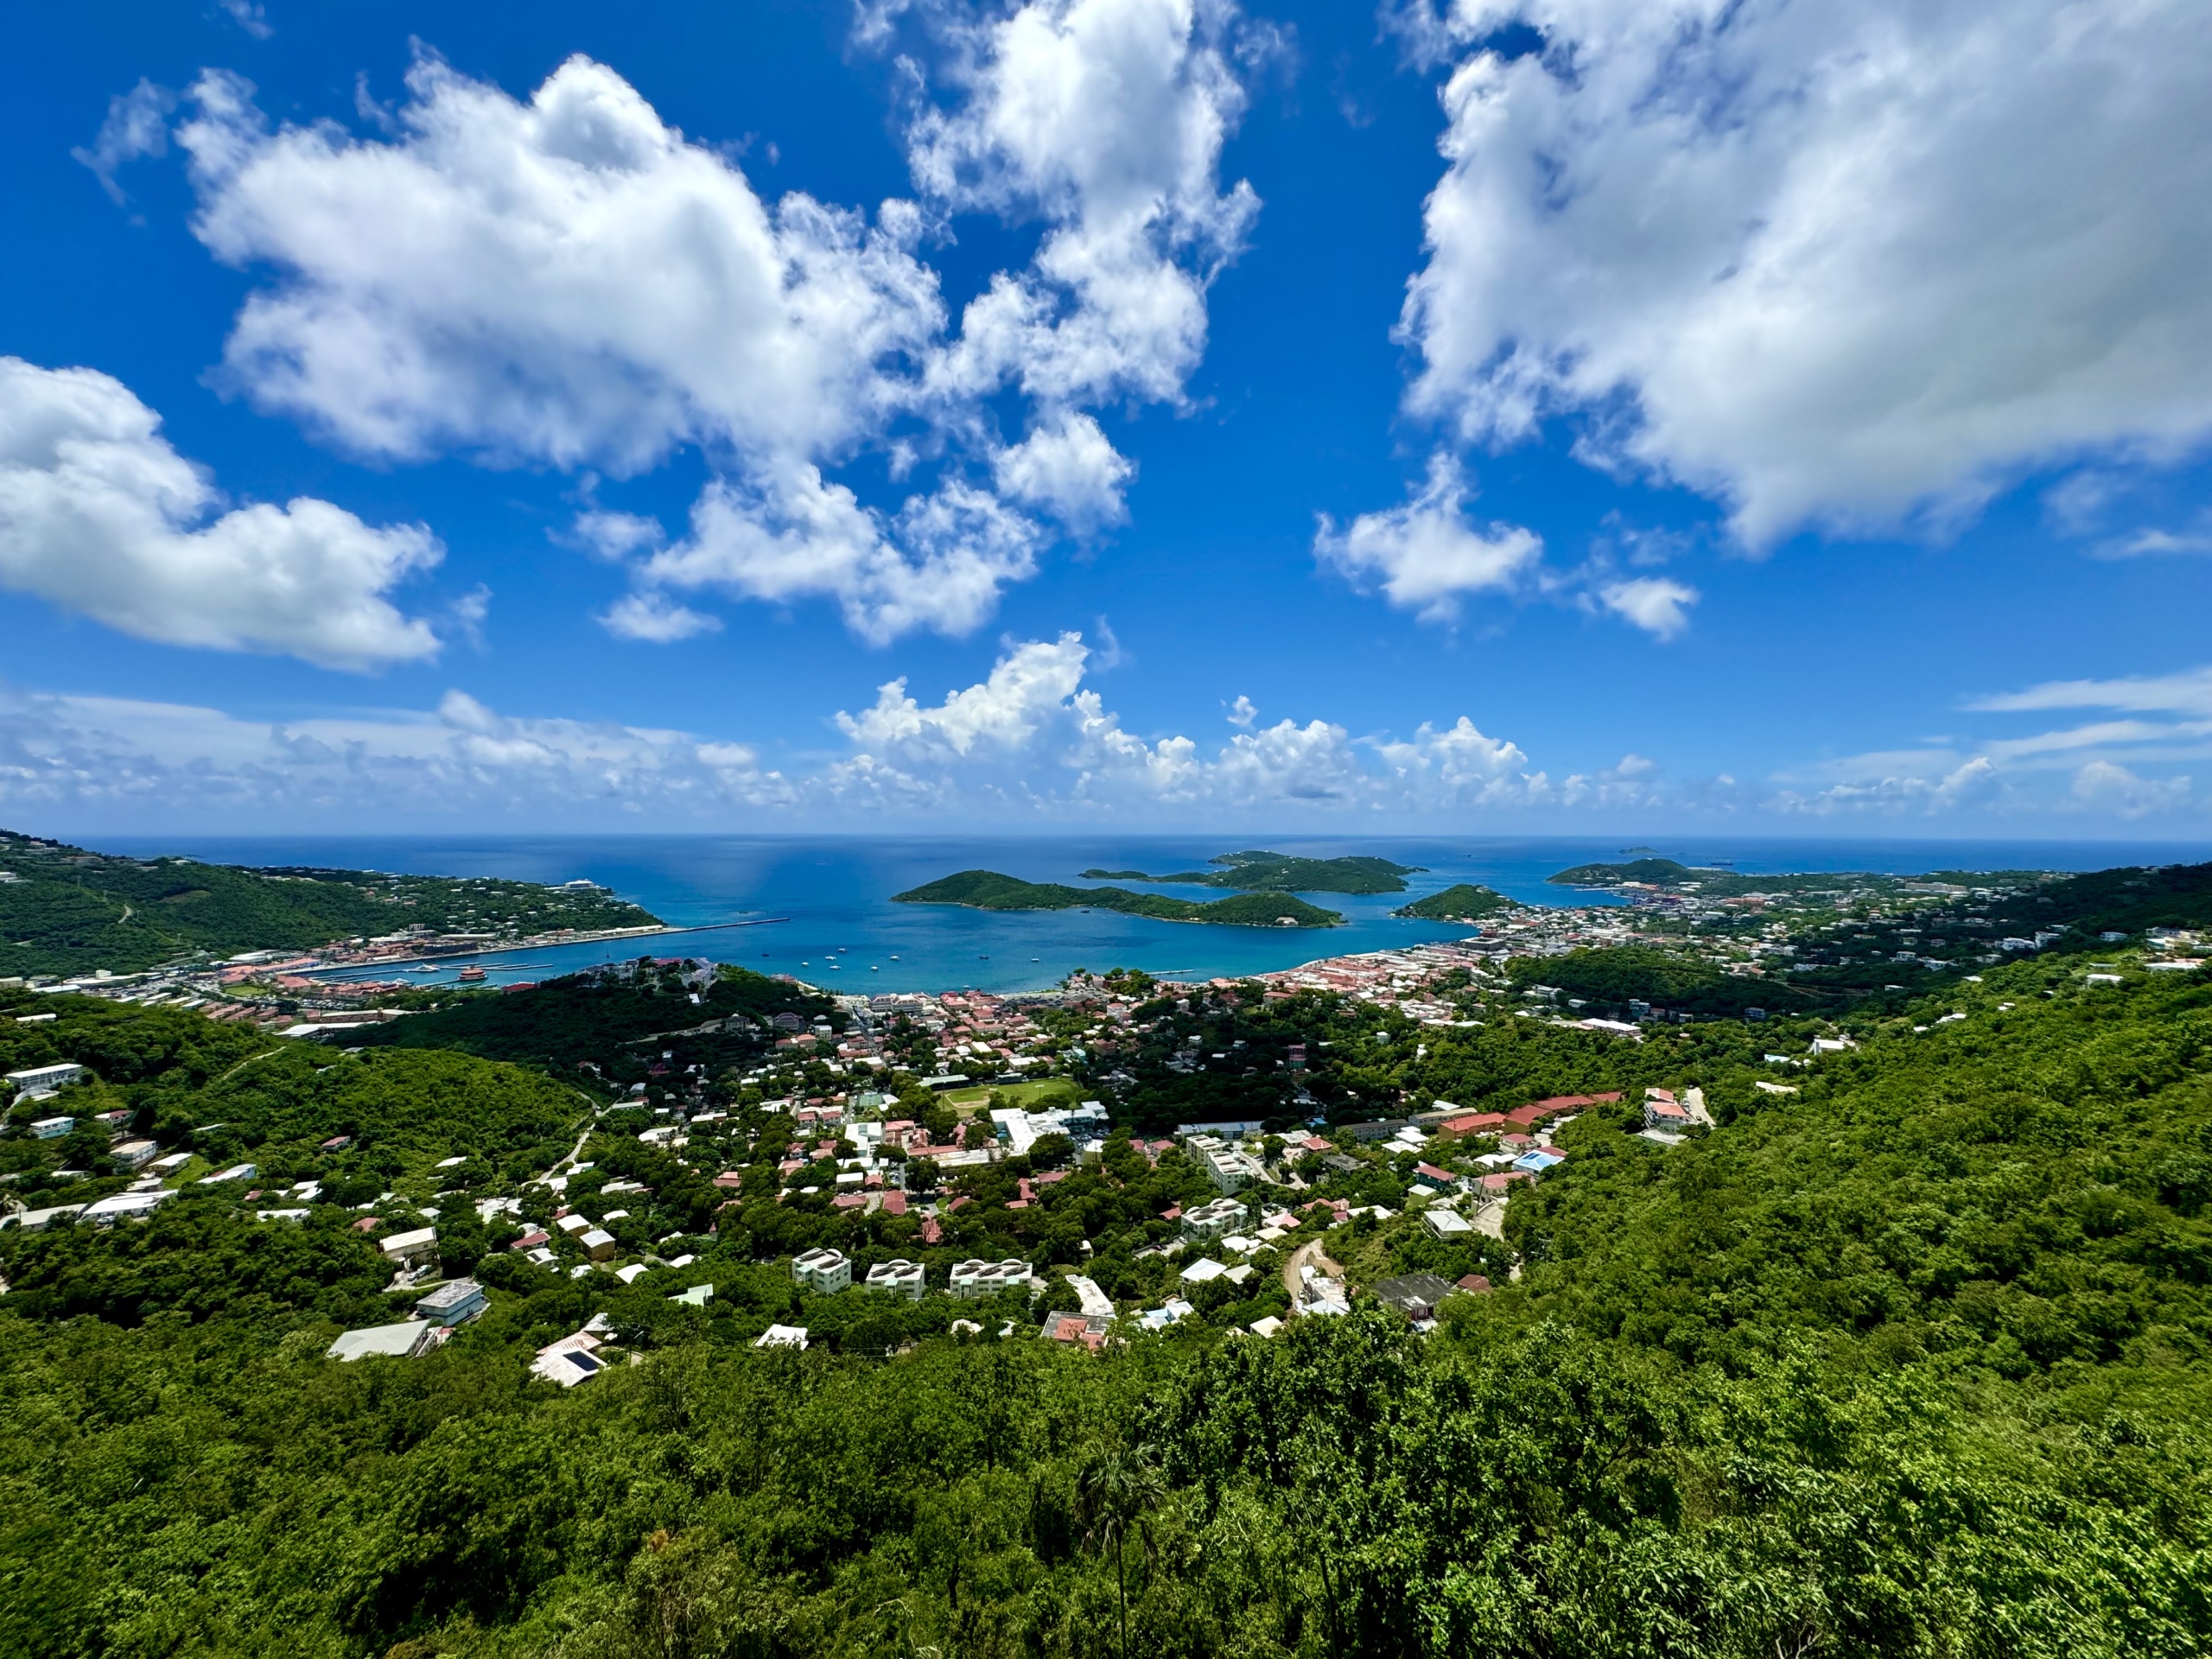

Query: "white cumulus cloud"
(1316, 455), (1541, 620)
(1398, 0), (2212, 544)
(0, 357), (443, 670)
(1597, 576), (1696, 640)
(174, 8), (1261, 643)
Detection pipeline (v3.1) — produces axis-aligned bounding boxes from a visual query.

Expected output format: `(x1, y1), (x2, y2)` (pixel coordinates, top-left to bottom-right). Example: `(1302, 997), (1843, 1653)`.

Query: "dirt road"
(1284, 1236), (1346, 1307)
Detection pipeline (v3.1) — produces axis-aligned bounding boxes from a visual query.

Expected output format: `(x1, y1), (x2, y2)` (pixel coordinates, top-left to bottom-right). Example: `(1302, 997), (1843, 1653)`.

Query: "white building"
(0, 1203), (85, 1232)
(950, 1258), (1033, 1299)
(329, 1321), (444, 1362)
(1180, 1197), (1248, 1239)
(754, 1324), (810, 1351)
(1184, 1134), (1264, 1194)
(29, 1116), (74, 1141)
(416, 1278), (487, 1326)
(861, 1258), (925, 1300)
(7, 1062), (85, 1102)
(1068, 1274), (1115, 1319)
(1423, 1209), (1474, 1239)
(532, 1330), (608, 1384)
(111, 1140), (159, 1171)
(81, 1190), (174, 1226)
(792, 1247), (852, 1294)
(380, 1227), (439, 1269)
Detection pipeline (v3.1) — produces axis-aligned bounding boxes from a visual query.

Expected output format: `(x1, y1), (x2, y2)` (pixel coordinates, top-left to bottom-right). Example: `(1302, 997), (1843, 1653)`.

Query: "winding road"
(1283, 1236), (1346, 1309)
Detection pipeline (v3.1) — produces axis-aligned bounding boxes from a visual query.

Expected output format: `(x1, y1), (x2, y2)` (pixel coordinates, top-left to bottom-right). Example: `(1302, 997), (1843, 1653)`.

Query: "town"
(10, 853), (2204, 1376)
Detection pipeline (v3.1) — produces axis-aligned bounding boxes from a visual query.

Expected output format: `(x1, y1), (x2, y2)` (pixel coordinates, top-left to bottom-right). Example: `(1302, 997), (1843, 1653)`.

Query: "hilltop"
(894, 869), (1343, 927)
(1393, 882), (1514, 921)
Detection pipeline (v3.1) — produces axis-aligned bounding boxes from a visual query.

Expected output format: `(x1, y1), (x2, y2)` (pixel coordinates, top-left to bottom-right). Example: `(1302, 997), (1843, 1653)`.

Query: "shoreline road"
(1284, 1237), (1347, 1307)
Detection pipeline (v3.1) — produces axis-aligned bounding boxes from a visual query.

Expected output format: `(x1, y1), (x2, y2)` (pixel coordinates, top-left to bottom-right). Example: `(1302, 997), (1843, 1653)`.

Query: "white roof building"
(754, 1324), (810, 1351)
(380, 1226), (439, 1266)
(793, 1247), (851, 1294)
(81, 1190), (175, 1225)
(7, 1062), (86, 1101)
(864, 1258), (925, 1300)
(329, 1321), (443, 1362)
(532, 1330), (607, 1385)
(950, 1258), (1033, 1298)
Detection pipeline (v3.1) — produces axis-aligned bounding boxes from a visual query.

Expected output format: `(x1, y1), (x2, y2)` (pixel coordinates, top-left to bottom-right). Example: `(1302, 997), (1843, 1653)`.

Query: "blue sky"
(3, 0), (2209, 837)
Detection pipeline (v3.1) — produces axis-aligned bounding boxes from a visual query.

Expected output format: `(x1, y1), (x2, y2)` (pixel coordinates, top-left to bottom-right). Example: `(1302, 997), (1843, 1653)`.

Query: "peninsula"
(1077, 849), (1422, 895)
(893, 869), (1342, 927)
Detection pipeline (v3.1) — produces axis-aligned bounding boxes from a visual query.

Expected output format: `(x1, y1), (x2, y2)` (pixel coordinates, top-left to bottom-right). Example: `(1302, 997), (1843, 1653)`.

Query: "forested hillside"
(348, 959), (839, 1096)
(3, 951), (2210, 1656)
(0, 828), (661, 976)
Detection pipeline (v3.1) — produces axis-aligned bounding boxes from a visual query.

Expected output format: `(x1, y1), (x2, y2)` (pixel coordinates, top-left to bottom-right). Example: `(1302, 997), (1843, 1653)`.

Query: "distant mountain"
(895, 870), (1342, 927)
(0, 828), (660, 977)
(1394, 883), (1514, 921)
(1078, 849), (1423, 895)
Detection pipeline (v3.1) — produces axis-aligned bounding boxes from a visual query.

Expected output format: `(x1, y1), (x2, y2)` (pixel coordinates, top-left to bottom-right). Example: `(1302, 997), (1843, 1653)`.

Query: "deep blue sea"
(97, 834), (2212, 995)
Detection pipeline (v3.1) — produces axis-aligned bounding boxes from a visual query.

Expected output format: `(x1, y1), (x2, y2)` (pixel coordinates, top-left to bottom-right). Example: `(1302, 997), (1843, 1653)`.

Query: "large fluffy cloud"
(0, 358), (442, 670)
(911, 0), (1259, 411)
(181, 59), (939, 474)
(1397, 0), (2212, 543)
(174, 5), (1260, 641)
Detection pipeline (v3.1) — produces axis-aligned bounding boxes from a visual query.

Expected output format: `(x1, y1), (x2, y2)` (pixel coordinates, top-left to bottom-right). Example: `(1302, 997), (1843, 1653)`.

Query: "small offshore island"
(892, 869), (1344, 927)
(1077, 849), (1423, 895)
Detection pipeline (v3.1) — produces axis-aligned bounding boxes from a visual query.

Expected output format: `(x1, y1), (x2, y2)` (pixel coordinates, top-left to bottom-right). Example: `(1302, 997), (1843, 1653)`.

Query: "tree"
(1075, 1444), (1163, 1659)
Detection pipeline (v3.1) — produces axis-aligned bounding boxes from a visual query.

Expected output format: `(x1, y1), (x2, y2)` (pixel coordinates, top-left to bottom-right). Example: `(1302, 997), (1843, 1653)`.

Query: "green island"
(0, 828), (661, 978)
(1393, 881), (1515, 921)
(1078, 849), (1423, 895)
(1548, 855), (1700, 887)
(894, 868), (1344, 927)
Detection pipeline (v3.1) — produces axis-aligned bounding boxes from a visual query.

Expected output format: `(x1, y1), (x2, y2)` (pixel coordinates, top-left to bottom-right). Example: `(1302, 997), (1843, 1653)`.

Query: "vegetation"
(0, 828), (660, 977)
(1393, 882), (1514, 921)
(1079, 850), (1423, 895)
(7, 869), (2212, 1656)
(348, 958), (839, 1099)
(1547, 855), (1698, 887)
(896, 870), (1343, 927)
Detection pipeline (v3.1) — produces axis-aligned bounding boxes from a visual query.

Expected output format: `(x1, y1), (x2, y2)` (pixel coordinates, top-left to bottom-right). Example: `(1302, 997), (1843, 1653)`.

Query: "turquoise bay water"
(99, 834), (2210, 995)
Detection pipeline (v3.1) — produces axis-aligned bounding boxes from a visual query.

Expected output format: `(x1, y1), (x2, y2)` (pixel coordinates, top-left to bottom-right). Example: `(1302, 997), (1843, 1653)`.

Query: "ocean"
(96, 833), (2212, 995)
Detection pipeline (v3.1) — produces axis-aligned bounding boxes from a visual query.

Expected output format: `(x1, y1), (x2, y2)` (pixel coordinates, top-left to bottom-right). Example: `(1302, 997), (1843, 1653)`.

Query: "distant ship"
(457, 965), (486, 982)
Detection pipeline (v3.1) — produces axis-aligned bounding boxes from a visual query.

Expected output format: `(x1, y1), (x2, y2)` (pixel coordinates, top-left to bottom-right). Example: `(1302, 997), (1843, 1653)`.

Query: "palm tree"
(1076, 1444), (1164, 1659)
